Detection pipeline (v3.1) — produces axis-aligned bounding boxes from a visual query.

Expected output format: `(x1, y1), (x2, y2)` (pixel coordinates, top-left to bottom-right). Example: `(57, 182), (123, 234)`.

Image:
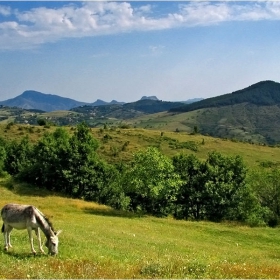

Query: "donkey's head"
(45, 230), (62, 256)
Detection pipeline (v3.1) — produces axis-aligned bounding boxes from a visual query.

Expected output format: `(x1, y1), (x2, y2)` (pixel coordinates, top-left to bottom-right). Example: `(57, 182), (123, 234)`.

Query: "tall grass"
(1, 180), (280, 278)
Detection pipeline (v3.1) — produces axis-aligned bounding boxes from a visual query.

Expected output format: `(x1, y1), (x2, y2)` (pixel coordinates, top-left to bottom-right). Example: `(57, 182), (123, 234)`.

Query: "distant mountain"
(0, 90), (88, 112)
(72, 99), (185, 118)
(171, 80), (280, 112)
(90, 99), (125, 106)
(123, 99), (184, 114)
(182, 98), (204, 104)
(141, 96), (159, 101)
(0, 90), (125, 112)
(3, 80), (280, 144)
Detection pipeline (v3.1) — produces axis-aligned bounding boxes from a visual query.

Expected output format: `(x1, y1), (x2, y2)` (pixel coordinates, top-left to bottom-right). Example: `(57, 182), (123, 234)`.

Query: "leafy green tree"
(204, 152), (247, 221)
(37, 118), (47, 126)
(173, 152), (248, 222)
(173, 153), (208, 220)
(17, 123), (123, 205)
(248, 168), (280, 226)
(0, 137), (8, 176)
(20, 127), (71, 189)
(61, 122), (100, 197)
(4, 136), (33, 176)
(123, 147), (182, 216)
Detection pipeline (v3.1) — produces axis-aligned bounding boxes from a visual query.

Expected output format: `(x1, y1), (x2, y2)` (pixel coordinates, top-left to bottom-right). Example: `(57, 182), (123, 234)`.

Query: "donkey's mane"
(44, 215), (56, 232)
(34, 206), (56, 233)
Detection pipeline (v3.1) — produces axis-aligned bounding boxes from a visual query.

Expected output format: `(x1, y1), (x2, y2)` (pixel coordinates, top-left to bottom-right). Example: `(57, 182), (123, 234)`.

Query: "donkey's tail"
(1, 224), (4, 233)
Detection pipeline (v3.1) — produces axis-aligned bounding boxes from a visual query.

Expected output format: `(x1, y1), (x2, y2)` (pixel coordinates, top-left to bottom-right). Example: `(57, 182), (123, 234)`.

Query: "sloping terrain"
(171, 80), (280, 112)
(131, 81), (280, 144)
(2, 80), (280, 144)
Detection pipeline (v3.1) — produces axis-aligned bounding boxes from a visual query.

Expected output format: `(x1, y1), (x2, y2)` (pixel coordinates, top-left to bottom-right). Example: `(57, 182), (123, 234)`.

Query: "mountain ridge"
(0, 90), (199, 112)
(170, 80), (280, 113)
(0, 90), (128, 112)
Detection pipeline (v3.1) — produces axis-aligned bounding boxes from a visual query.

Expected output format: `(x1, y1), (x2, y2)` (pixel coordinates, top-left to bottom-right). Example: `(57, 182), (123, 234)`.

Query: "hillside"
(2, 80), (280, 144)
(2, 123), (280, 277)
(130, 103), (280, 144)
(0, 90), (89, 112)
(0, 90), (125, 112)
(132, 80), (280, 145)
(170, 80), (280, 112)
(1, 123), (280, 169)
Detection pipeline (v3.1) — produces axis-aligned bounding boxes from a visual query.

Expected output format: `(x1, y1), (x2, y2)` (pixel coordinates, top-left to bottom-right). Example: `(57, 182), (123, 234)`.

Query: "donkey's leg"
(3, 225), (13, 251)
(6, 226), (13, 248)
(2, 224), (8, 251)
(34, 228), (45, 254)
(27, 227), (36, 255)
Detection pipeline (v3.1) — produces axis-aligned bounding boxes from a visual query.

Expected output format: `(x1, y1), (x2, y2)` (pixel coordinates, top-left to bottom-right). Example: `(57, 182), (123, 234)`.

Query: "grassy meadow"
(1, 180), (280, 278)
(1, 123), (280, 168)
(2, 124), (280, 278)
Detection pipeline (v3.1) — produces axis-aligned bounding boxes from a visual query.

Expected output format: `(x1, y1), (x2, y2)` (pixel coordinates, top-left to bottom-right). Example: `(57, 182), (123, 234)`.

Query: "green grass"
(2, 124), (280, 168)
(1, 180), (280, 278)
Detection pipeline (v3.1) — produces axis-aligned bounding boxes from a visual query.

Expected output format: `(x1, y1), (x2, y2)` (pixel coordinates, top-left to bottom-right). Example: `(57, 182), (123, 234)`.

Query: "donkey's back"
(1, 203), (36, 230)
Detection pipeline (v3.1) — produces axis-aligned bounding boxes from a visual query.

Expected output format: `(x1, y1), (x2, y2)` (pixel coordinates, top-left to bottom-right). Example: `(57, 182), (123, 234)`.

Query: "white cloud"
(0, 5), (11, 16)
(1, 1), (280, 50)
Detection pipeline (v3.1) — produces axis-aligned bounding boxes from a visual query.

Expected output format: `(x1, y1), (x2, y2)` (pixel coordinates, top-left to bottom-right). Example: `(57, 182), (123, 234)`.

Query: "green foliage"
(4, 136), (33, 176)
(37, 118), (47, 126)
(173, 153), (209, 220)
(248, 168), (280, 226)
(123, 147), (182, 216)
(1, 121), (279, 226)
(17, 123), (112, 202)
(0, 137), (8, 176)
(173, 152), (252, 222)
(204, 152), (247, 221)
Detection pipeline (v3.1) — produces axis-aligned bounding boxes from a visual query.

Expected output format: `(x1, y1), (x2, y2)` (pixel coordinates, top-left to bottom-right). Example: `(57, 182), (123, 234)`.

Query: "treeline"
(0, 123), (279, 226)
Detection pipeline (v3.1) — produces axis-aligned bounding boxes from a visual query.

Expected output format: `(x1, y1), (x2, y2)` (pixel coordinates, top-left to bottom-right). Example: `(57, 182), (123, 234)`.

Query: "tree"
(4, 136), (33, 176)
(123, 147), (182, 216)
(173, 152), (248, 221)
(19, 127), (71, 189)
(204, 152), (247, 221)
(173, 153), (209, 220)
(248, 168), (280, 226)
(37, 118), (47, 126)
(0, 137), (7, 176)
(62, 122), (100, 197)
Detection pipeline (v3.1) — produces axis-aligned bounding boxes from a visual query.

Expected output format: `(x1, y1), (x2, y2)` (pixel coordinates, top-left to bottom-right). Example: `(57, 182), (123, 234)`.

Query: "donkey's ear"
(56, 230), (62, 236)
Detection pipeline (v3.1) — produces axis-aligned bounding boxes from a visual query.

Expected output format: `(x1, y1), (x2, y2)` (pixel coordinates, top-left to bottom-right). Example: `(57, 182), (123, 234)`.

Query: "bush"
(122, 147), (182, 216)
(173, 152), (249, 222)
(247, 168), (280, 226)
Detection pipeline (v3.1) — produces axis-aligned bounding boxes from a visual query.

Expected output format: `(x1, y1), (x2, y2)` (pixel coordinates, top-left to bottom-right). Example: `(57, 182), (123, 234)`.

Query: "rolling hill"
(131, 80), (280, 145)
(170, 80), (280, 112)
(1, 80), (280, 144)
(0, 90), (124, 112)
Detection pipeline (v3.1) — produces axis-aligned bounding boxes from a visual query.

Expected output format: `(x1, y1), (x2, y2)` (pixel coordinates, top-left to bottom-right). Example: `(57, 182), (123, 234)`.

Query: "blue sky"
(1, 1), (280, 103)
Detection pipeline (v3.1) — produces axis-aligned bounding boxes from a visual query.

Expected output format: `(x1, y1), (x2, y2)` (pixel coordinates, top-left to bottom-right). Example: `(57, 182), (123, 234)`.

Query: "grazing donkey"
(1, 203), (62, 255)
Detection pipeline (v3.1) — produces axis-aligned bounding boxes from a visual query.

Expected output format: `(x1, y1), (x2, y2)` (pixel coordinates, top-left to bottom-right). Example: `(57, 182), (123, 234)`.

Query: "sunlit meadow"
(1, 179), (280, 278)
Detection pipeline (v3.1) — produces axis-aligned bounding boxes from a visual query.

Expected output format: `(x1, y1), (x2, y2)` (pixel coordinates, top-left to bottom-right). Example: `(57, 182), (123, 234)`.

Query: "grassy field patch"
(1, 181), (280, 278)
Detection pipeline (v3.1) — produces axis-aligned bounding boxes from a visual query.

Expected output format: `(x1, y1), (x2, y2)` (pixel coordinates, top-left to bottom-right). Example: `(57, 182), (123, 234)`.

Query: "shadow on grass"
(1, 177), (60, 198)
(4, 250), (48, 260)
(83, 207), (144, 219)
